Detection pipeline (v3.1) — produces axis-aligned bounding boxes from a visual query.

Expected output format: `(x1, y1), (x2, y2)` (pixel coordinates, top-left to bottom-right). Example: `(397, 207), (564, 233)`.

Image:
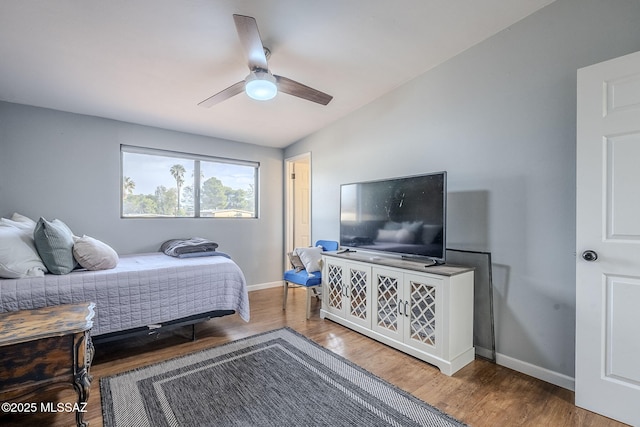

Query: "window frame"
(120, 145), (259, 219)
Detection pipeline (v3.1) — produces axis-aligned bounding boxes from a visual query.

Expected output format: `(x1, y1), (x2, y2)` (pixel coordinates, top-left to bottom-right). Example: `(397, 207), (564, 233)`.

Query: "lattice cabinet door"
(345, 262), (372, 328)
(323, 258), (347, 317)
(371, 267), (405, 341)
(404, 273), (443, 356)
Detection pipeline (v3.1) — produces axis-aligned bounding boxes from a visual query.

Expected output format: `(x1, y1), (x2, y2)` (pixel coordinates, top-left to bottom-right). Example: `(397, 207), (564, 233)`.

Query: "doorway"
(285, 153), (311, 267)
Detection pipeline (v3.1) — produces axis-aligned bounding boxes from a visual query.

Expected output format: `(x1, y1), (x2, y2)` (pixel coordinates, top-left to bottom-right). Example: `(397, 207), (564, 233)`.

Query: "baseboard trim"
(495, 352), (575, 391)
(475, 346), (493, 360)
(247, 281), (282, 291)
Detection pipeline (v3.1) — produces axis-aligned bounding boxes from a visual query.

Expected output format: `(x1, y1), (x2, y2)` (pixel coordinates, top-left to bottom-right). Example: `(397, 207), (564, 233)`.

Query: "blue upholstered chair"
(283, 240), (339, 319)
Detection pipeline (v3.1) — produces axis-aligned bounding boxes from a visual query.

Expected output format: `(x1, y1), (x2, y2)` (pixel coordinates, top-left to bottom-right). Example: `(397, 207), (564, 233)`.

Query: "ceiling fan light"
(245, 71), (278, 101)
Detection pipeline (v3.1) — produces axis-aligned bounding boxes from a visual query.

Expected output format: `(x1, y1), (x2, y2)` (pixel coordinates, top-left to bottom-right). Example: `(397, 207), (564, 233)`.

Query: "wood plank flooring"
(0, 287), (628, 426)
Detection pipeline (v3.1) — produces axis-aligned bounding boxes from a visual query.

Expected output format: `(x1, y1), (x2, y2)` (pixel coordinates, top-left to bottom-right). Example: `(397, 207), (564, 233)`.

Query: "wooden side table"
(0, 302), (96, 427)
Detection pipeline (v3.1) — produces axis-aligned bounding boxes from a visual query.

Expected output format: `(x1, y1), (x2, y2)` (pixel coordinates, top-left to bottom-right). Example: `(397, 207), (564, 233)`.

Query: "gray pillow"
(287, 252), (305, 272)
(33, 217), (77, 274)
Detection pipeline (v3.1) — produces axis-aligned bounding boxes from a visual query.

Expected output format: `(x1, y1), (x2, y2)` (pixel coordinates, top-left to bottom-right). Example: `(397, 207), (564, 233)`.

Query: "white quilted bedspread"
(0, 252), (250, 335)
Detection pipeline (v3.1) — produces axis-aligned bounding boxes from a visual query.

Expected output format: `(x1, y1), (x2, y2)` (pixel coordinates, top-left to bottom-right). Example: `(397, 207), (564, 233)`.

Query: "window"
(121, 145), (258, 218)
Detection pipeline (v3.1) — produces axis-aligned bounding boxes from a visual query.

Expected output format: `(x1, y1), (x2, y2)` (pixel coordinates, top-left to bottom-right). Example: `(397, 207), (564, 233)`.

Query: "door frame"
(284, 152), (312, 269)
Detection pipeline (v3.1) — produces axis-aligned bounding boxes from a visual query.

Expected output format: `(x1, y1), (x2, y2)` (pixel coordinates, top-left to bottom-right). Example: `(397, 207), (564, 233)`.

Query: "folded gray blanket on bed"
(160, 237), (221, 257)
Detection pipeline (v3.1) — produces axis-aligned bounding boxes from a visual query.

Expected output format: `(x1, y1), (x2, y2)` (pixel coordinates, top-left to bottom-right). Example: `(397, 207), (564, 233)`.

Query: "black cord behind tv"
(339, 171), (447, 264)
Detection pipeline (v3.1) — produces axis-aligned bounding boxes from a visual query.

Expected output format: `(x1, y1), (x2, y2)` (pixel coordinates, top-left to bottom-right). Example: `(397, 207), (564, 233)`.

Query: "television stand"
(320, 251), (474, 375)
(400, 257), (437, 267)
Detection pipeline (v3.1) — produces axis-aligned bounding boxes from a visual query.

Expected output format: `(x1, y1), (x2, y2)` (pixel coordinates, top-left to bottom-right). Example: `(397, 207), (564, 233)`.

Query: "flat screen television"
(340, 172), (446, 263)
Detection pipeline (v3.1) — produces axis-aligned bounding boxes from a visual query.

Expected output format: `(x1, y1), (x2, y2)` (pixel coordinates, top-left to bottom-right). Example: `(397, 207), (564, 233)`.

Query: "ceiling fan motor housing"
(245, 70), (278, 100)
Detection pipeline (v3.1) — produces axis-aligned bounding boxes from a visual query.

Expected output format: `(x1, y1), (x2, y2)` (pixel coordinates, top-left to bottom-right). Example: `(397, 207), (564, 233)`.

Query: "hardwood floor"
(0, 287), (627, 426)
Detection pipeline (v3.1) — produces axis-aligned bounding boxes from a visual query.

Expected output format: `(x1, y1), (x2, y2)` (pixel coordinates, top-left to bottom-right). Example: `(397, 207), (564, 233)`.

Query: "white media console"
(320, 251), (475, 375)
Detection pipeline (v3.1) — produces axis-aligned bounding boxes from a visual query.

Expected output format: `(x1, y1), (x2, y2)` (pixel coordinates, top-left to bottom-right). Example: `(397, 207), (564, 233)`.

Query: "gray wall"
(0, 102), (284, 287)
(285, 0), (640, 379)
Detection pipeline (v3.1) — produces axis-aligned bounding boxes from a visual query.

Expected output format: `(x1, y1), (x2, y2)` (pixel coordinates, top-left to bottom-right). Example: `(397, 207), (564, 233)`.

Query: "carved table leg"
(74, 367), (91, 427)
(73, 332), (92, 427)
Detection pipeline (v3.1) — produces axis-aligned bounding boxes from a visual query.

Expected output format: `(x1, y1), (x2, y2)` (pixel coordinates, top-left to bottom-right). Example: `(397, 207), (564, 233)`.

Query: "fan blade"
(198, 81), (245, 108)
(275, 75), (333, 105)
(233, 14), (268, 71)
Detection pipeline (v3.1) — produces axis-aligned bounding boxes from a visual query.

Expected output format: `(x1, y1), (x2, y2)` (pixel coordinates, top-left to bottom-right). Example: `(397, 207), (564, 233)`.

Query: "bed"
(0, 252), (250, 341)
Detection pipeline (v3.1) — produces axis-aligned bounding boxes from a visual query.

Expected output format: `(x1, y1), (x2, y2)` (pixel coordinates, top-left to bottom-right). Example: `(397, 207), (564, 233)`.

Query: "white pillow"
(376, 228), (414, 243)
(0, 224), (48, 278)
(376, 229), (399, 242)
(0, 212), (37, 232)
(295, 246), (324, 272)
(73, 235), (119, 271)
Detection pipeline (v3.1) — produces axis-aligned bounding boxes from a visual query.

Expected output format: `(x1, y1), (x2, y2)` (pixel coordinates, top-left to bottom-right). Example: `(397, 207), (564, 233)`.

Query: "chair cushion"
(284, 268), (322, 287)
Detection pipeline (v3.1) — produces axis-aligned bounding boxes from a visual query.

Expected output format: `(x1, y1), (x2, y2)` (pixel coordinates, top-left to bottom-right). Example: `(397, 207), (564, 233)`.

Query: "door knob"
(582, 250), (598, 262)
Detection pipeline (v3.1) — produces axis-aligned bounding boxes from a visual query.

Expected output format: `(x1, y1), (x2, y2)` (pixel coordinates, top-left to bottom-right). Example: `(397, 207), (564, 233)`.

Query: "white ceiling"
(0, 0), (555, 148)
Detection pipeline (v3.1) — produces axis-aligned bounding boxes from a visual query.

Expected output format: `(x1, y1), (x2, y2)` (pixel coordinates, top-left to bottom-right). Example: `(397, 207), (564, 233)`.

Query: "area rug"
(100, 328), (466, 427)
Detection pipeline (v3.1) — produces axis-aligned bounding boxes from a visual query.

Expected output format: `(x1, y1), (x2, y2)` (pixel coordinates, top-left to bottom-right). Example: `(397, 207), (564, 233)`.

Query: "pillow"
(287, 252), (305, 272)
(421, 225), (442, 244)
(395, 228), (415, 243)
(383, 221), (402, 230)
(376, 229), (399, 242)
(376, 228), (414, 243)
(33, 217), (77, 275)
(0, 224), (48, 278)
(0, 212), (37, 232)
(401, 221), (423, 234)
(73, 235), (119, 271)
(295, 246), (324, 272)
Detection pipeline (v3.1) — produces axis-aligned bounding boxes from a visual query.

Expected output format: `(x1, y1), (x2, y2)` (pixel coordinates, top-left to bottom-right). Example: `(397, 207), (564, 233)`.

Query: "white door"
(285, 154), (311, 258)
(293, 160), (311, 248)
(576, 50), (640, 426)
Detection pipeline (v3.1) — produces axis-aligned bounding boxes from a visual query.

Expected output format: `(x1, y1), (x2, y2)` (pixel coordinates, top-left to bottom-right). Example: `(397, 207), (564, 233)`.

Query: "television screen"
(340, 172), (446, 263)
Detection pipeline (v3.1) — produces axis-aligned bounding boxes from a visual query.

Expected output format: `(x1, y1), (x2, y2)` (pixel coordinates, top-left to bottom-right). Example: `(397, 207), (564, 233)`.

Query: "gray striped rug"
(100, 328), (466, 427)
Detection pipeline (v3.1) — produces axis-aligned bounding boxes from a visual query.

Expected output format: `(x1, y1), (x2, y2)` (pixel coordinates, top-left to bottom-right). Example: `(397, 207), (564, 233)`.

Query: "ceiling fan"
(198, 14), (333, 108)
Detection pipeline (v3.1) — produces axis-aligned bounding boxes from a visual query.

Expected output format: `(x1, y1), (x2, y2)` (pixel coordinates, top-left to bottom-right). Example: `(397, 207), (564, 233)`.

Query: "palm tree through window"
(121, 145), (258, 218)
